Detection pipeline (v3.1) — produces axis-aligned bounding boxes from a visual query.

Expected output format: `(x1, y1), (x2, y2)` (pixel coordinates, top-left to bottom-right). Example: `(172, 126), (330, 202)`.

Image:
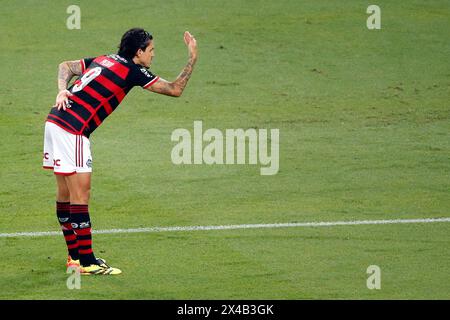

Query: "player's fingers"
(185, 31), (192, 43)
(189, 38), (197, 50)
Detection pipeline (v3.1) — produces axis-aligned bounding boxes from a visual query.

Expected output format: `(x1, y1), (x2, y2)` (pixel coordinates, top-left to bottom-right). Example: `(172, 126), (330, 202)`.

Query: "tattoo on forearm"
(58, 65), (71, 91)
(57, 61), (82, 91)
(174, 57), (196, 91)
(159, 83), (178, 96)
(147, 55), (197, 97)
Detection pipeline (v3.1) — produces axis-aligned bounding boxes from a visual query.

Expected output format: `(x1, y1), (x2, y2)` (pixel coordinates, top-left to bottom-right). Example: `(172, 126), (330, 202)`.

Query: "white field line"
(0, 217), (449, 238)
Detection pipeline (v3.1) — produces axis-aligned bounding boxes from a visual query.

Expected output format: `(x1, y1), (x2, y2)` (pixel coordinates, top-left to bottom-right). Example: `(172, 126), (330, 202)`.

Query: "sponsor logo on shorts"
(53, 159), (61, 167)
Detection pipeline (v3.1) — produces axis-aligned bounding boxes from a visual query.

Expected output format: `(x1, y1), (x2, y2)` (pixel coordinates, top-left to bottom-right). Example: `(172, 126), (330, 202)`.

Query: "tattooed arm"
(147, 31), (198, 97)
(54, 60), (82, 110)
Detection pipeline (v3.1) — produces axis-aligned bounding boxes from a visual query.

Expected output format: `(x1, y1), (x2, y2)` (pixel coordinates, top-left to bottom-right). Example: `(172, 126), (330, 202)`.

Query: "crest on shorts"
(86, 159), (92, 168)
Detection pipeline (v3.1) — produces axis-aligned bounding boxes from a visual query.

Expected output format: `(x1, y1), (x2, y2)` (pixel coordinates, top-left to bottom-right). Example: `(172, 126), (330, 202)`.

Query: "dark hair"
(117, 28), (153, 59)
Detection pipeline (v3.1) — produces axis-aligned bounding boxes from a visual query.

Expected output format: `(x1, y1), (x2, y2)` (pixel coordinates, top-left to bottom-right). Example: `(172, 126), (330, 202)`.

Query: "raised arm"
(147, 31), (197, 97)
(54, 60), (83, 110)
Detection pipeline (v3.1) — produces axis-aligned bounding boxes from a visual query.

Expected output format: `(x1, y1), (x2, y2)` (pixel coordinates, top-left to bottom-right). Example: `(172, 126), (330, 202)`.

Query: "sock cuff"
(56, 202), (71, 211)
(70, 204), (89, 214)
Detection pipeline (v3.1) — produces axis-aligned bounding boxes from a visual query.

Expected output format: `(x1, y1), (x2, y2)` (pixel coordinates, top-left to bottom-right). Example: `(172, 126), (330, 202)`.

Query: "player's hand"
(184, 31), (197, 60)
(54, 89), (73, 111)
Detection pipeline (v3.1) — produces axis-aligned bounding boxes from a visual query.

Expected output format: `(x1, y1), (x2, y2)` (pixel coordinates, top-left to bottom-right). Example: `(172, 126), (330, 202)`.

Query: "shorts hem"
(54, 171), (77, 176)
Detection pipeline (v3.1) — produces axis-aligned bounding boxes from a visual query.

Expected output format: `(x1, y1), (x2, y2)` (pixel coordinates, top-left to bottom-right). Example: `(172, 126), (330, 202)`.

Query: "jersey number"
(72, 67), (102, 93)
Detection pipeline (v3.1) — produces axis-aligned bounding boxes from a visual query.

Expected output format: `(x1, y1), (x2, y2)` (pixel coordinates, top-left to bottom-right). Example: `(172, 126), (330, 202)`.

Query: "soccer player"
(43, 28), (197, 275)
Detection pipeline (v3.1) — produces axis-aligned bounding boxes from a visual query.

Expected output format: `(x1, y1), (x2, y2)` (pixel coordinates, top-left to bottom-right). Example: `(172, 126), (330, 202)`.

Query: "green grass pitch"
(0, 0), (449, 299)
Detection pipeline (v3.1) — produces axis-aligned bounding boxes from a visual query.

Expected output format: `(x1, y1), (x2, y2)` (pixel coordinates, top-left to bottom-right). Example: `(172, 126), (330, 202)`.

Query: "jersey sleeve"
(130, 66), (160, 89)
(80, 57), (95, 73)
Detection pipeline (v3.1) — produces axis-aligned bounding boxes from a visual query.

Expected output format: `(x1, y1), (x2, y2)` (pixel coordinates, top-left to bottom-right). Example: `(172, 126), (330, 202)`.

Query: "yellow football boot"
(80, 258), (122, 275)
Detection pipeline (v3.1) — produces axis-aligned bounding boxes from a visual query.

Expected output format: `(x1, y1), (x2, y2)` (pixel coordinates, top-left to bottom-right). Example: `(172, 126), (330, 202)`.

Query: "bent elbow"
(58, 61), (69, 69)
(172, 88), (183, 97)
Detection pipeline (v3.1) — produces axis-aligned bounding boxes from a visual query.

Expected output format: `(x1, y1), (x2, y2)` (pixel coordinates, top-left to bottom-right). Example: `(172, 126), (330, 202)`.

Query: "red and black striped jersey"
(47, 54), (159, 137)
